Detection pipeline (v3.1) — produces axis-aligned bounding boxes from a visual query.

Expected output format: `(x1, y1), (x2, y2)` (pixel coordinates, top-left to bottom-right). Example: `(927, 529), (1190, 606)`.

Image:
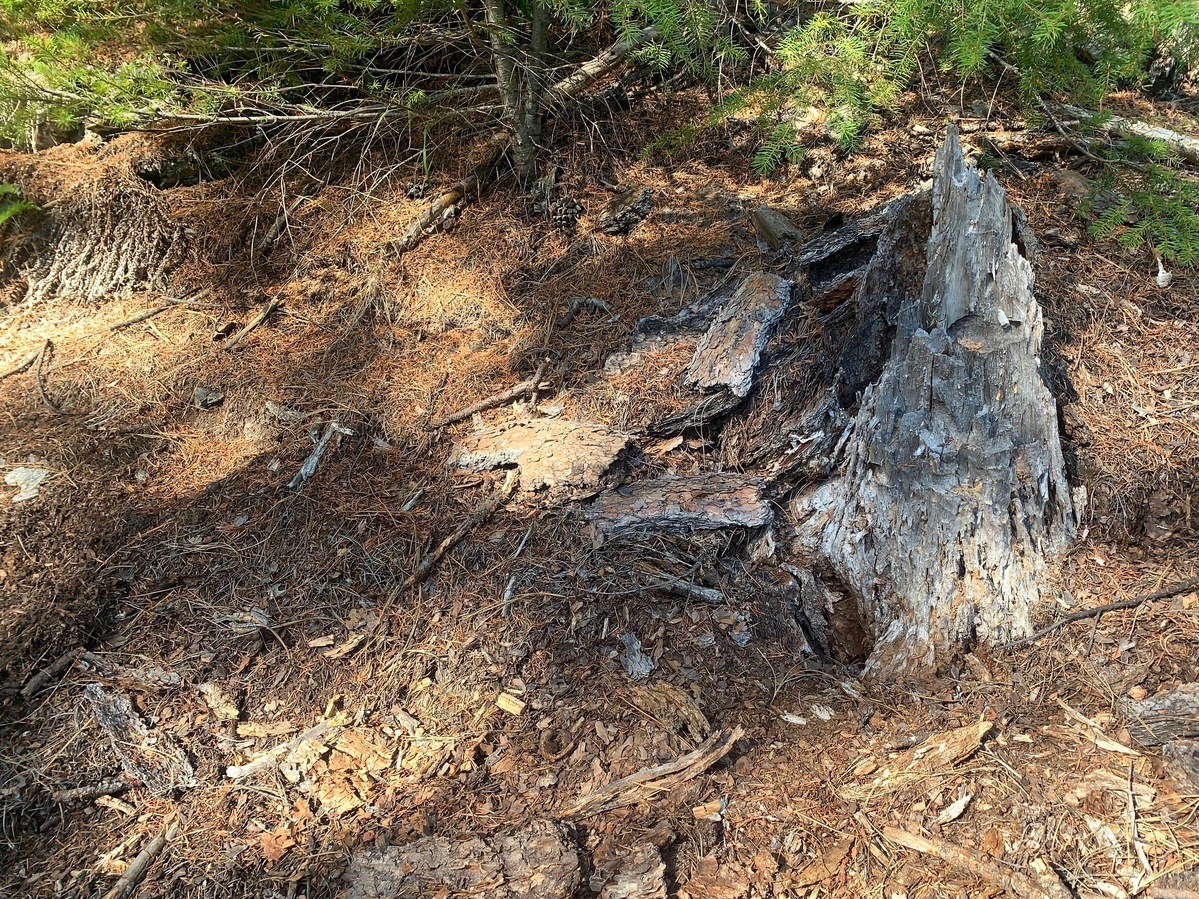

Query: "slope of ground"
(0, 91), (1197, 899)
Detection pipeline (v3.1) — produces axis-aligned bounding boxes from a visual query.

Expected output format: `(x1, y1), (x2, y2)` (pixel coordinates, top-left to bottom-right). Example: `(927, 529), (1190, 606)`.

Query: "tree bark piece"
(792, 127), (1075, 675)
(449, 419), (629, 491)
(685, 272), (793, 398)
(85, 683), (196, 795)
(341, 819), (579, 899)
(1121, 683), (1199, 747)
(559, 726), (743, 818)
(598, 844), (667, 899)
(588, 474), (771, 542)
(882, 826), (1073, 899)
(750, 204), (804, 249)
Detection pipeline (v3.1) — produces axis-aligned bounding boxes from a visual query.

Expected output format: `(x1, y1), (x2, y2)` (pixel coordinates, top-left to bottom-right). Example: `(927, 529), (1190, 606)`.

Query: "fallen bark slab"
(685, 271), (793, 397)
(449, 419), (629, 490)
(85, 683), (196, 795)
(1121, 682), (1199, 747)
(342, 819), (579, 899)
(587, 474), (771, 541)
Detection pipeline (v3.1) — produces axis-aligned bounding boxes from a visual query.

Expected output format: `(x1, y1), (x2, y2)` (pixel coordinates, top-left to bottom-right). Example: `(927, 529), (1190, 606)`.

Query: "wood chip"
(497, 692), (527, 716)
(449, 418), (629, 490)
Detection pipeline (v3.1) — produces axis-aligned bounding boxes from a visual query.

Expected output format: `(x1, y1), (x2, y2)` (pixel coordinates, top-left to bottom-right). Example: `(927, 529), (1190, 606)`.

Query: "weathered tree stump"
(791, 127), (1076, 674)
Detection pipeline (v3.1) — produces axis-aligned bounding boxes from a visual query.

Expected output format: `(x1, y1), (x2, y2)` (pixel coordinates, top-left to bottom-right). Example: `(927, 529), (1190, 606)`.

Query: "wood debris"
(448, 418), (629, 490)
(629, 681), (711, 740)
(750, 205), (803, 249)
(341, 819), (579, 899)
(588, 474), (771, 542)
(597, 844), (667, 899)
(782, 839), (853, 890)
(842, 720), (992, 799)
(84, 683), (196, 795)
(560, 726), (743, 818)
(685, 271), (793, 397)
(1121, 683), (1199, 747)
(677, 854), (752, 899)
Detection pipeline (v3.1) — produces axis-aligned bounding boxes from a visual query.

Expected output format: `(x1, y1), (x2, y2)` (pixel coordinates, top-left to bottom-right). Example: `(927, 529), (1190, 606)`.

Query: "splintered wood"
(1122, 683), (1199, 746)
(842, 720), (992, 799)
(448, 419), (629, 490)
(84, 683), (196, 795)
(588, 474), (771, 541)
(685, 271), (793, 397)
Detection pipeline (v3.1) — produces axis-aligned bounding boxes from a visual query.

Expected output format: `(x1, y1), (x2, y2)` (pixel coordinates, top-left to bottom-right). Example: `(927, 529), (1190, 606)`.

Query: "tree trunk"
(791, 127), (1077, 675)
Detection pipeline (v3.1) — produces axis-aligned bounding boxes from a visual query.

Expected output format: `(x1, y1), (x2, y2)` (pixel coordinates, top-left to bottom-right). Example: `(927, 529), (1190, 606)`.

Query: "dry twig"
(21, 647), (83, 700)
(0, 349), (39, 380)
(101, 822), (177, 899)
(221, 299), (283, 351)
(1003, 576), (1199, 649)
(882, 826), (1073, 899)
(427, 360), (549, 429)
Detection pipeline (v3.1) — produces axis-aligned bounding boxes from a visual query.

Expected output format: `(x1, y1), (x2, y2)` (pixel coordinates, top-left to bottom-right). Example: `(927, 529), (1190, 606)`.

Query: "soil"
(0, 86), (1197, 899)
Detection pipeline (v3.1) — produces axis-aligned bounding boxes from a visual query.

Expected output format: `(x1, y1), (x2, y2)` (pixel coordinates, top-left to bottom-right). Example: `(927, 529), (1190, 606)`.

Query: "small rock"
(193, 386), (224, 409)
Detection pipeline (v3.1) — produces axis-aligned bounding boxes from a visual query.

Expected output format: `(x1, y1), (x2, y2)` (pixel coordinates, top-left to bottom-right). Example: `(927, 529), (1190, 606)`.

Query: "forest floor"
(0, 85), (1197, 899)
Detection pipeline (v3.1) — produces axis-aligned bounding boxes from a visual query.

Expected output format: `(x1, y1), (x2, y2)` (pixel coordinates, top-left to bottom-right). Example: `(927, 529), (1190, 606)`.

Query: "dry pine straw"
(1, 99), (1198, 899)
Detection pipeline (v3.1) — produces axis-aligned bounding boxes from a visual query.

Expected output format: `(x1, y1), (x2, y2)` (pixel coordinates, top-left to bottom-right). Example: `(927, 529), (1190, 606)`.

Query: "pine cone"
(549, 197), (583, 232)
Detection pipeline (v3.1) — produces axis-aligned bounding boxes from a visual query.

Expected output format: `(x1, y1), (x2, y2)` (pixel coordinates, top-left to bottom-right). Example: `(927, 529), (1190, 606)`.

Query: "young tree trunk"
(482, 0), (548, 186)
(792, 127), (1077, 675)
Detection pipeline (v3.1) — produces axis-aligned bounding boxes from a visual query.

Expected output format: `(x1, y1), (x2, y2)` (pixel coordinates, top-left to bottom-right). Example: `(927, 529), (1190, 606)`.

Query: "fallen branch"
(0, 349), (39, 380)
(1003, 576), (1199, 649)
(256, 196), (310, 257)
(1058, 103), (1199, 165)
(21, 647), (83, 700)
(52, 779), (129, 804)
(287, 421), (354, 491)
(402, 473), (517, 590)
(101, 822), (177, 899)
(226, 721), (340, 780)
(109, 289), (215, 331)
(882, 826), (1072, 899)
(427, 360), (549, 429)
(559, 726), (743, 818)
(222, 298), (283, 351)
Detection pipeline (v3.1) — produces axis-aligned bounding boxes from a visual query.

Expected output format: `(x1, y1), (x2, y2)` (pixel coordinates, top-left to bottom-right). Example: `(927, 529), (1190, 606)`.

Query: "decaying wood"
(221, 298), (283, 351)
(685, 272), (793, 397)
(588, 474), (771, 542)
(791, 128), (1075, 674)
(1003, 575), (1199, 649)
(882, 826), (1073, 899)
(226, 721), (340, 780)
(84, 683), (196, 795)
(750, 205), (803, 250)
(1162, 740), (1199, 792)
(21, 646), (83, 699)
(449, 419), (629, 491)
(842, 721), (993, 799)
(428, 361), (549, 429)
(101, 822), (177, 899)
(1121, 682), (1199, 747)
(1058, 103), (1199, 165)
(342, 819), (580, 899)
(52, 779), (128, 804)
(287, 421), (354, 491)
(597, 844), (667, 899)
(559, 726), (742, 818)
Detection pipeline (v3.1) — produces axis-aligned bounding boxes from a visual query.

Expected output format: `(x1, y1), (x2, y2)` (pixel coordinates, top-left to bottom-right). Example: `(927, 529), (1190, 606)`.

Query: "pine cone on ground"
(549, 197), (583, 232)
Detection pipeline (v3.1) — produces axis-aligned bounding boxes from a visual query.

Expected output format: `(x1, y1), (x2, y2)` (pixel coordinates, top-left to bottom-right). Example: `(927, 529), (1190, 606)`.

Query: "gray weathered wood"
(685, 271), (793, 397)
(588, 474), (771, 541)
(790, 127), (1076, 675)
(1122, 683), (1199, 747)
(85, 683), (196, 795)
(750, 204), (803, 249)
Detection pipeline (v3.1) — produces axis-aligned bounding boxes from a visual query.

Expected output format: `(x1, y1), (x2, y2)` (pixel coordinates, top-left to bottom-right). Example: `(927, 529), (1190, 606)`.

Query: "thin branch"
(221, 299), (283, 351)
(427, 360), (549, 429)
(1003, 576), (1199, 649)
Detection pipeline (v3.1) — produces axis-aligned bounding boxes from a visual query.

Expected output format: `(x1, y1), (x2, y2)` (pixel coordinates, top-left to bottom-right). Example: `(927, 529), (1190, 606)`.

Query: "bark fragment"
(588, 474), (771, 541)
(685, 272), (793, 397)
(448, 419), (629, 490)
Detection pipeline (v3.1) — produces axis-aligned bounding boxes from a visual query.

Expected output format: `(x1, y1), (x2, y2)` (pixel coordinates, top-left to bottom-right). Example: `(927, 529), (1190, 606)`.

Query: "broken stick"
(0, 349), (39, 380)
(882, 826), (1072, 899)
(427, 360), (549, 429)
(21, 646), (83, 700)
(1003, 575), (1199, 649)
(559, 726), (743, 818)
(101, 822), (177, 899)
(221, 298), (283, 351)
(52, 779), (129, 804)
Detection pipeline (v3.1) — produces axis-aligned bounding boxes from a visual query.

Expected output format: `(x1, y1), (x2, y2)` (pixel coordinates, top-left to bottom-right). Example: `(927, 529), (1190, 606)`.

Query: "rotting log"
(789, 127), (1076, 675)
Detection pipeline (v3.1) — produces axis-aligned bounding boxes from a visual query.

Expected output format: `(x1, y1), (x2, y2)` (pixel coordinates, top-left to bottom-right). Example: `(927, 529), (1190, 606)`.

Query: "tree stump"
(792, 127), (1076, 674)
